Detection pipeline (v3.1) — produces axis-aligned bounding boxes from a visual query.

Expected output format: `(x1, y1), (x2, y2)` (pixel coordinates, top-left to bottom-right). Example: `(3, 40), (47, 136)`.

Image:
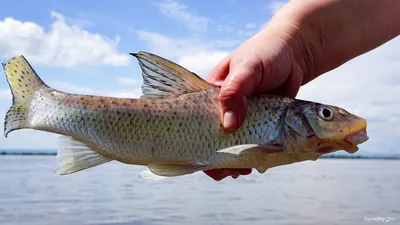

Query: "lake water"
(0, 156), (399, 225)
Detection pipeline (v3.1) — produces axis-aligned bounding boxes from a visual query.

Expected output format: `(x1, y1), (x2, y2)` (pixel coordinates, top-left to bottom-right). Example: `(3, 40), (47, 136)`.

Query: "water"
(0, 156), (399, 225)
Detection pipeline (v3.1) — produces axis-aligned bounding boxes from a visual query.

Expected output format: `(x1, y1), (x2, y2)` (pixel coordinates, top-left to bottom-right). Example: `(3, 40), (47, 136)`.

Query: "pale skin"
(203, 0), (400, 181)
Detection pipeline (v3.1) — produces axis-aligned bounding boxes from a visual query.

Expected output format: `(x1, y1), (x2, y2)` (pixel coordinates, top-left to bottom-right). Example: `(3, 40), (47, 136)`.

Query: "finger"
(205, 54), (231, 86)
(219, 64), (261, 132)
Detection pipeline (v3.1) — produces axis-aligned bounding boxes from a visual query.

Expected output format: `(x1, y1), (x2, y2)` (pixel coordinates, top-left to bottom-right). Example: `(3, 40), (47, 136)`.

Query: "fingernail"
(223, 111), (237, 130)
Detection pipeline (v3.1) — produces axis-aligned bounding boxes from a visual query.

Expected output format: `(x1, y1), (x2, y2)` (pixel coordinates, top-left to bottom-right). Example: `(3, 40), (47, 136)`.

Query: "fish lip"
(344, 129), (369, 145)
(341, 129), (369, 154)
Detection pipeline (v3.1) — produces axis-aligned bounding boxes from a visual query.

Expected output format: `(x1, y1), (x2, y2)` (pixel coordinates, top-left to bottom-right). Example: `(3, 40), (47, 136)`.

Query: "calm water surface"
(0, 156), (399, 225)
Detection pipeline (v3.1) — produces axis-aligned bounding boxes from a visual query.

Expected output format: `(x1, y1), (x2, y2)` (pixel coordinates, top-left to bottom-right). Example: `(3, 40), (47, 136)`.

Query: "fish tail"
(2, 56), (49, 137)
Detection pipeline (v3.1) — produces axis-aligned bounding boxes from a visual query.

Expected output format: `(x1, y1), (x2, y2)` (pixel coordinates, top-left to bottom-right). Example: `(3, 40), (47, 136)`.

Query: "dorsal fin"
(130, 51), (210, 99)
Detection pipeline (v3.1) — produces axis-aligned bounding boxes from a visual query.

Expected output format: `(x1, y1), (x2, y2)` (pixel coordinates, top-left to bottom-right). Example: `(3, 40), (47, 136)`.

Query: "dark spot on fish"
(18, 79), (21, 82)
(122, 102), (128, 106)
(306, 134), (314, 139)
(340, 130), (342, 133)
(18, 84), (22, 87)
(20, 75), (24, 79)
(144, 103), (148, 107)
(178, 122), (182, 127)
(25, 84), (28, 87)
(116, 111), (121, 115)
(21, 71), (25, 75)
(317, 143), (321, 147)
(14, 70), (17, 73)
(28, 78), (31, 81)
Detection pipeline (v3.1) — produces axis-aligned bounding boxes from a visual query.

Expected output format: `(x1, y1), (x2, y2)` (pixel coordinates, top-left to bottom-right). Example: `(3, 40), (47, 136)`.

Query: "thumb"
(219, 65), (261, 132)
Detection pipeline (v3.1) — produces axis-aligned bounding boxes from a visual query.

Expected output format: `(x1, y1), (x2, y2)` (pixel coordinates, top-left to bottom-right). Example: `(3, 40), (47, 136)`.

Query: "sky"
(0, 0), (399, 155)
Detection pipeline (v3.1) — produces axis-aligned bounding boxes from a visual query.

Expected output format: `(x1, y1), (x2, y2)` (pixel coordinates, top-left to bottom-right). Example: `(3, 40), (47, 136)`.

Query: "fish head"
(284, 101), (368, 155)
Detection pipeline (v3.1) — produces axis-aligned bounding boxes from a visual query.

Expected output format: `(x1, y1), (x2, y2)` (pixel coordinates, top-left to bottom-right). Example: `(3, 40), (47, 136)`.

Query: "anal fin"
(55, 136), (111, 175)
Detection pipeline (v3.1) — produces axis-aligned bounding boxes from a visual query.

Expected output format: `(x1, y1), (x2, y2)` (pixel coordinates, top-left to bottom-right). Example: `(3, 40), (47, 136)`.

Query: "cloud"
(136, 30), (229, 77)
(0, 89), (11, 100)
(137, 30), (214, 59)
(237, 30), (254, 37)
(155, 0), (211, 32)
(0, 11), (130, 67)
(50, 80), (142, 99)
(116, 77), (138, 86)
(245, 23), (256, 29)
(108, 89), (142, 99)
(179, 52), (228, 77)
(266, 0), (288, 14)
(49, 81), (97, 94)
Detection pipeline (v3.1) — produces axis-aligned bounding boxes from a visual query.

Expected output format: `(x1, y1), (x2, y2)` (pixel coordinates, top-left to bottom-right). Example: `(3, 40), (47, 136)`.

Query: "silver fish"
(2, 52), (368, 179)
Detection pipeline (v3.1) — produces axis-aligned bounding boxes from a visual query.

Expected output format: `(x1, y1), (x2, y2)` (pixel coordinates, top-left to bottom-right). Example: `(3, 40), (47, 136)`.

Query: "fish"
(1, 51), (369, 180)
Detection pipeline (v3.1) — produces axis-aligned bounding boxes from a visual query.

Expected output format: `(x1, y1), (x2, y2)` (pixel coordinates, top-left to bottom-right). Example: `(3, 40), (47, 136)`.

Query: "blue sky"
(0, 0), (399, 155)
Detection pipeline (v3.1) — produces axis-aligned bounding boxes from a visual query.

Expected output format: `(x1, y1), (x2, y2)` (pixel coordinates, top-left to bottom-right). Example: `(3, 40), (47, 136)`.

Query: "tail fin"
(2, 56), (48, 137)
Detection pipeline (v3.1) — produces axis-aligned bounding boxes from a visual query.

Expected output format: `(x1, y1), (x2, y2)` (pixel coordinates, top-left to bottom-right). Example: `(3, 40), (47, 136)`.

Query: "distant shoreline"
(1, 151), (399, 160)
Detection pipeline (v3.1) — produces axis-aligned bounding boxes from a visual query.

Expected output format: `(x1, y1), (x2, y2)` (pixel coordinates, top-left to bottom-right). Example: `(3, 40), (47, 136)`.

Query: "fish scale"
(2, 52), (369, 179)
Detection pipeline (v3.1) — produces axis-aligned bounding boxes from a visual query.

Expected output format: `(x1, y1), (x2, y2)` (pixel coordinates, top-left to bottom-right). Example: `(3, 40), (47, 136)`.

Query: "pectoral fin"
(146, 164), (206, 177)
(217, 144), (284, 155)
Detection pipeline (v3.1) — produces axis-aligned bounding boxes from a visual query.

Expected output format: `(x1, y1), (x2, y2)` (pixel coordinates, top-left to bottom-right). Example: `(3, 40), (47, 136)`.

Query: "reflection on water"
(0, 156), (399, 225)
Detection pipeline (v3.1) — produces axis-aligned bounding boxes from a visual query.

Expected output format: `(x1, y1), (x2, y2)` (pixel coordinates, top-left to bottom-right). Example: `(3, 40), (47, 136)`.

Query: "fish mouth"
(341, 129), (369, 153)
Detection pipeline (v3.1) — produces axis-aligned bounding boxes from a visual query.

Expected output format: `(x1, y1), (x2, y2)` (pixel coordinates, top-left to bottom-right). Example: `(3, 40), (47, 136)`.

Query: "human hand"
(203, 10), (311, 181)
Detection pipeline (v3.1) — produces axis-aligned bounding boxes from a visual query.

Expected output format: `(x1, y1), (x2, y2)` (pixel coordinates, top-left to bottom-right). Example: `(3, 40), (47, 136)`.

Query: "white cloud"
(156, 0), (211, 32)
(0, 89), (11, 100)
(136, 30), (228, 77)
(245, 23), (256, 29)
(179, 52), (228, 77)
(266, 0), (288, 14)
(217, 24), (234, 33)
(49, 81), (96, 94)
(116, 77), (138, 85)
(107, 89), (142, 99)
(237, 30), (254, 37)
(137, 30), (214, 59)
(0, 11), (130, 67)
(49, 80), (142, 98)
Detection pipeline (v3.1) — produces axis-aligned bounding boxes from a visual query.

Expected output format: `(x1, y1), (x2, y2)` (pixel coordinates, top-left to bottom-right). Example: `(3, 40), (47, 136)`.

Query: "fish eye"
(318, 107), (334, 121)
